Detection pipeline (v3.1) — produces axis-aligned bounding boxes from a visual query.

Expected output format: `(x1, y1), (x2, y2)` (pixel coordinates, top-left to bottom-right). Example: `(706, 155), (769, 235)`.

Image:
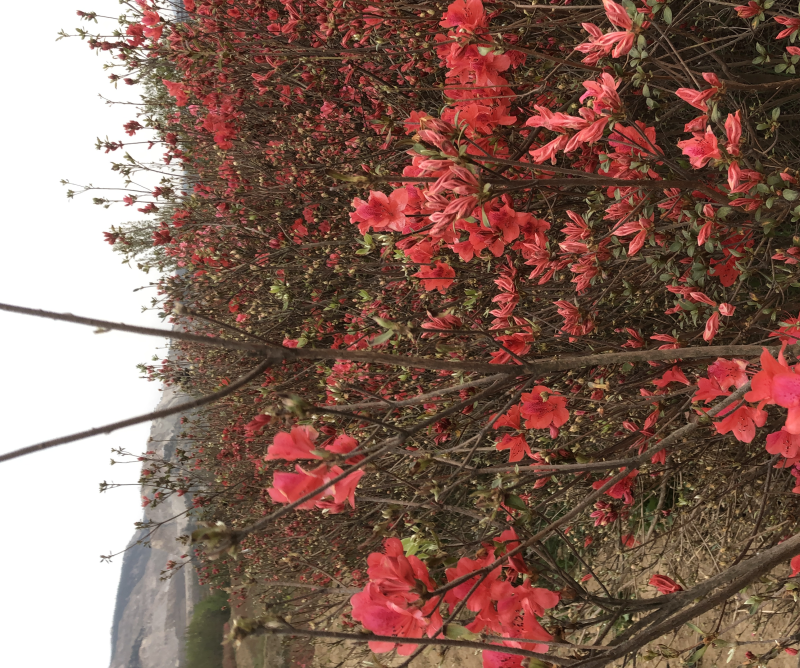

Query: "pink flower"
(350, 583), (442, 656)
(244, 414), (272, 437)
(652, 366), (690, 389)
(685, 114), (709, 133)
(525, 105), (588, 133)
(496, 434), (534, 462)
(325, 434), (363, 464)
(746, 347), (791, 406)
(791, 554), (800, 577)
(678, 127), (722, 168)
(489, 331), (534, 365)
(519, 386), (569, 435)
(708, 358), (748, 390)
(326, 466), (364, 509)
(366, 537), (435, 598)
(574, 20), (634, 65)
(714, 405), (767, 443)
(597, 29), (635, 59)
(675, 73), (722, 112)
(268, 464), (363, 512)
(770, 313), (800, 344)
(704, 311), (720, 343)
(649, 574), (682, 594)
(734, 2), (762, 19)
(350, 188), (409, 234)
(555, 300), (594, 337)
(771, 371), (800, 434)
(444, 554), (496, 615)
(725, 111), (742, 156)
(592, 469), (639, 505)
(765, 429), (800, 461)
(694, 376), (729, 403)
(675, 88), (716, 112)
(494, 405), (521, 429)
(414, 261), (455, 294)
(580, 73), (622, 114)
(728, 161), (742, 191)
(602, 0), (632, 29)
(268, 463), (329, 509)
(439, 0), (487, 32)
(611, 215), (653, 256)
(265, 426), (320, 461)
(162, 80), (189, 107)
(651, 333), (680, 349)
(564, 116), (610, 153)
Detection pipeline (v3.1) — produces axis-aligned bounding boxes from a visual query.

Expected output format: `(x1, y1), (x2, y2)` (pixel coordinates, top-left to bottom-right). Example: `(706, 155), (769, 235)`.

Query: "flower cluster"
(352, 531), (559, 667)
(265, 426), (364, 513)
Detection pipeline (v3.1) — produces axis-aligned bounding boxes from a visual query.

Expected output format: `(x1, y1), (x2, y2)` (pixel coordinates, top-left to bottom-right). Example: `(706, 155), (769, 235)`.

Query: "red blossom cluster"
(78, 0), (800, 658)
(352, 532), (559, 668)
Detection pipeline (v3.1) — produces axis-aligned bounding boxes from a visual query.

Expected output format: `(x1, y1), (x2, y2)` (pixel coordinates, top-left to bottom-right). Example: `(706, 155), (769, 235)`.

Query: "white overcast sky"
(0, 2), (167, 665)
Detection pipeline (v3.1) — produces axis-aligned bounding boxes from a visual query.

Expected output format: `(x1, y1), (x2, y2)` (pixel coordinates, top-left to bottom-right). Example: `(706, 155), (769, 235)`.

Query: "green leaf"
(686, 644), (708, 666)
(373, 317), (398, 330)
(401, 536), (419, 556)
(370, 330), (394, 346)
(481, 206), (491, 228)
(444, 624), (479, 641)
(505, 494), (528, 511)
(784, 189), (800, 201)
(685, 623), (705, 636)
(528, 661), (550, 668)
(663, 5), (672, 23)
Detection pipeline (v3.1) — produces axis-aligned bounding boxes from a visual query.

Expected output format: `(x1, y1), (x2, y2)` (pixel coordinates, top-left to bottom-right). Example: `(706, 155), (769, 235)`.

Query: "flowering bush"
(61, 0), (800, 664)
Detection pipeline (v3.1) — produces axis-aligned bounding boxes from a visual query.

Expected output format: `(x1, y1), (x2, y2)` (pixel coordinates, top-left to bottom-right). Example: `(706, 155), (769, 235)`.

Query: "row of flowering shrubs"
(75, 0), (800, 664)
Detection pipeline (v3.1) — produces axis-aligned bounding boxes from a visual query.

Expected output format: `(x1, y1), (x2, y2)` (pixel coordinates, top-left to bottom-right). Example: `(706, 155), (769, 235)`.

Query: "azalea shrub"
(67, 0), (800, 665)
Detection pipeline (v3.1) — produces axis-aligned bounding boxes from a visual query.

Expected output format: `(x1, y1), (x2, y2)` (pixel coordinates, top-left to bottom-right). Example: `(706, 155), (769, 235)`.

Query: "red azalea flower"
(677, 126), (722, 168)
(708, 358), (748, 390)
(265, 425), (320, 460)
(350, 188), (408, 234)
(649, 574), (682, 594)
(414, 261), (456, 294)
(734, 2), (761, 19)
(496, 434), (533, 462)
(592, 469), (639, 505)
(714, 405), (767, 443)
(519, 386), (569, 434)
(775, 16), (800, 39)
(765, 428), (800, 462)
(439, 0), (487, 32)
